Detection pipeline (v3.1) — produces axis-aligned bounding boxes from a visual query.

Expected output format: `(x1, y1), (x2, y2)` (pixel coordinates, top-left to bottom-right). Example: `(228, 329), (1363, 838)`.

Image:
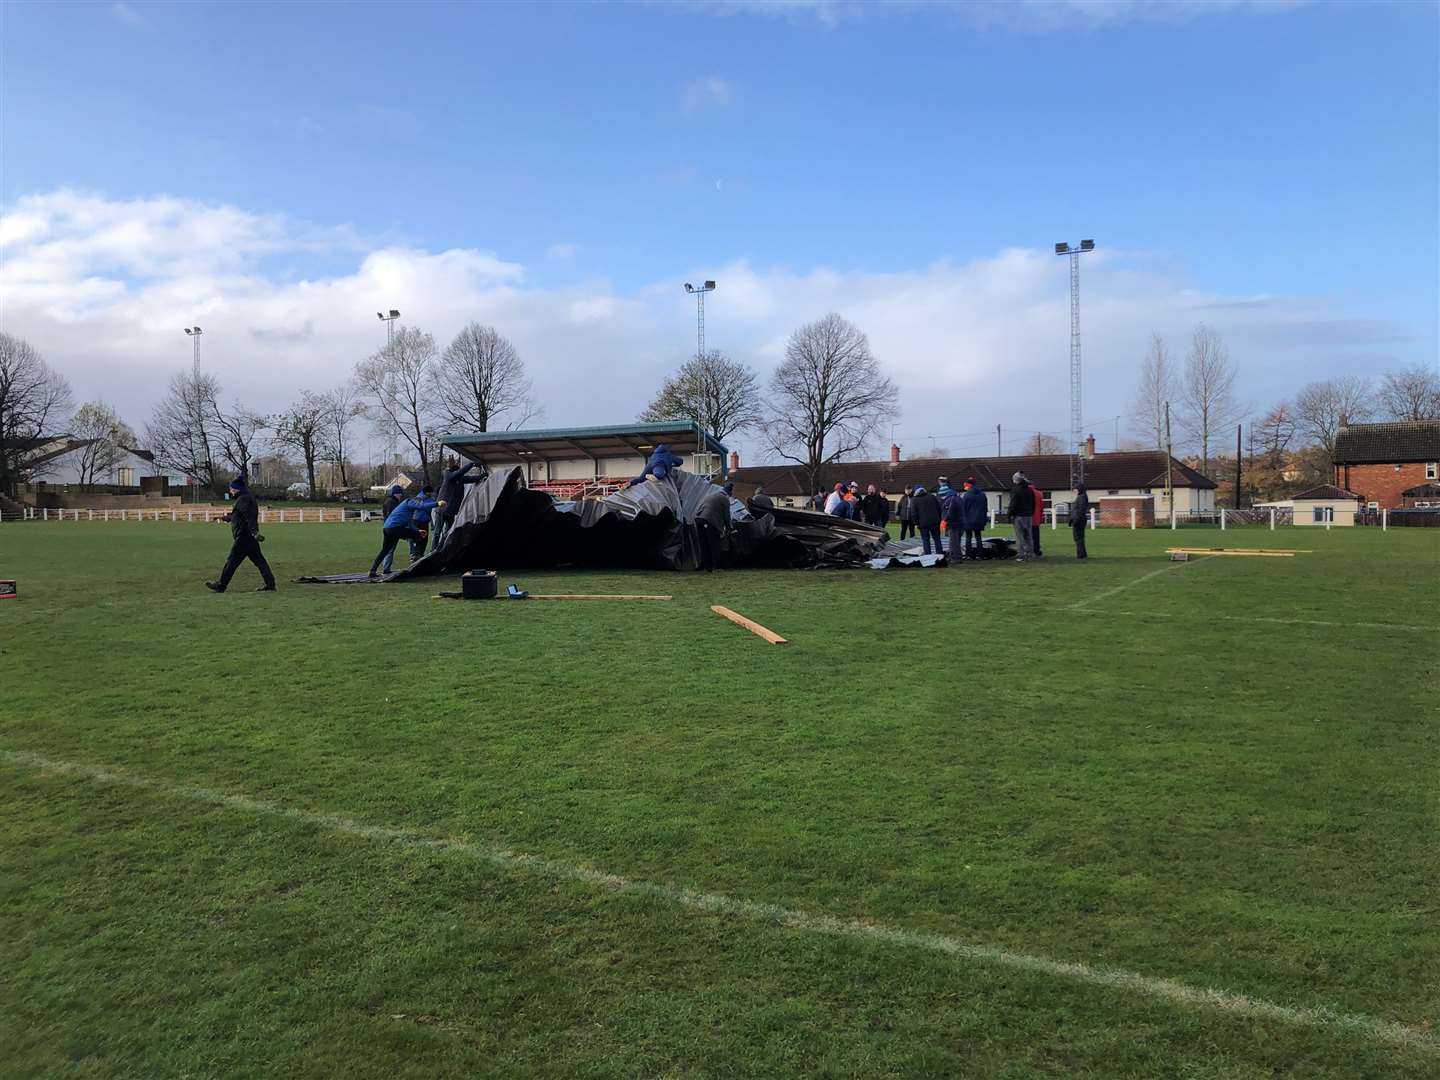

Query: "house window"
(1106, 489), (1120, 495)
(1139, 487), (1151, 494)
(1313, 506), (1331, 523)
(1427, 463), (1438, 480)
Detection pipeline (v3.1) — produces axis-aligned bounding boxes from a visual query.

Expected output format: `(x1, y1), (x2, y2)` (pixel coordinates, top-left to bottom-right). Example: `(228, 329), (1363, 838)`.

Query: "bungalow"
(1333, 419), (1440, 510)
(1255, 484), (1362, 526)
(728, 440), (1217, 520)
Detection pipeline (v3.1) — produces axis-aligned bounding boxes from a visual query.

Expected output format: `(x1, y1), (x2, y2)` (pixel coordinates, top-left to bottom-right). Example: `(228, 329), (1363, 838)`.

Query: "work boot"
(205, 581), (224, 592)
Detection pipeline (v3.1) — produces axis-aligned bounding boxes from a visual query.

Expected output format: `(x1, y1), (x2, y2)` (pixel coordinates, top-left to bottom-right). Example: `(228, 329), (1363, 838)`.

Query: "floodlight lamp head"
(377, 312), (385, 319)
(389, 309), (400, 318)
(684, 283), (694, 293)
(704, 280), (716, 290)
(1080, 239), (1095, 251)
(1054, 243), (1070, 255)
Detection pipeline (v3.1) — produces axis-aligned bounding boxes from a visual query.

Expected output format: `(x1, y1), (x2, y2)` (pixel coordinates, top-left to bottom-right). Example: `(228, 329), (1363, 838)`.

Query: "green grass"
(2, 520), (1437, 1078)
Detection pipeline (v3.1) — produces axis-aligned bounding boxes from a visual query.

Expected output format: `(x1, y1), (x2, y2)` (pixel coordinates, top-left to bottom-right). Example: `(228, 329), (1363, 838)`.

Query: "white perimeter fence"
(1, 506), (382, 524)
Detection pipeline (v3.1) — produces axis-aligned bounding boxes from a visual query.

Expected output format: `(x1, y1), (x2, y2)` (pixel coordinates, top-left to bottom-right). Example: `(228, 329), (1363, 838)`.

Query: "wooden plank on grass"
(1166, 548), (1296, 558)
(711, 605), (788, 644)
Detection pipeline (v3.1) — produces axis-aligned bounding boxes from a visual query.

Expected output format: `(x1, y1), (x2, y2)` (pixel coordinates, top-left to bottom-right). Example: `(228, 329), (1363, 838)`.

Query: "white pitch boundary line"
(3, 748), (1435, 1056)
(1067, 556), (1212, 611)
(1075, 608), (1440, 633)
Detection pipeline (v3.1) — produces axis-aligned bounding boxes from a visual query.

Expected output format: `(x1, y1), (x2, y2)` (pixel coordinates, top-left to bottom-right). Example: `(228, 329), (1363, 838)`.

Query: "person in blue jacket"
(378, 484), (404, 574)
(369, 485), (442, 577)
(960, 477), (988, 559)
(627, 444), (684, 487)
(940, 477), (966, 562)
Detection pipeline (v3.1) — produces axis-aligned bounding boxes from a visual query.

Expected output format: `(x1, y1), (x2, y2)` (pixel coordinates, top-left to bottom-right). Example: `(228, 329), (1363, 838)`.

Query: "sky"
(2, 0), (1437, 464)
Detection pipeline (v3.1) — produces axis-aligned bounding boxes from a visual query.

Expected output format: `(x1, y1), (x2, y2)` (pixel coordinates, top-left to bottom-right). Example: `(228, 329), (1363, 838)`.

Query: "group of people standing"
(896, 477), (989, 560)
(820, 482), (892, 527)
(369, 458), (482, 577)
(1005, 472), (1090, 561)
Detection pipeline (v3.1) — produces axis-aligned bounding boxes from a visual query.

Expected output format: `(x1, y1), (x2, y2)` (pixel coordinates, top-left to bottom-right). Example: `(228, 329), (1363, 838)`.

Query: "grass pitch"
(1, 520), (1436, 1078)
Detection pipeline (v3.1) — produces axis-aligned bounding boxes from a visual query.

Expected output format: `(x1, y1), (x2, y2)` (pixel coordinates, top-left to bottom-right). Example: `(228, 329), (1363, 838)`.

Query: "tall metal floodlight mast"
(377, 309), (401, 346)
(683, 281), (716, 359)
(183, 326), (203, 378)
(1053, 240), (1094, 488)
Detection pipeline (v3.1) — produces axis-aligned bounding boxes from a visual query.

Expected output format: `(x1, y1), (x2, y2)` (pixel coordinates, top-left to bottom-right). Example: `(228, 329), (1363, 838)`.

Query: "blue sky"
(3, 0), (1436, 459)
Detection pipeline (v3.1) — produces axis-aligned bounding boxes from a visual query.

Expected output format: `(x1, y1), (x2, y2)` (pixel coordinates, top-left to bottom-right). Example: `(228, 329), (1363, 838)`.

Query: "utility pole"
(683, 281), (716, 359)
(1234, 423), (1243, 510)
(1054, 239), (1095, 488)
(1165, 401), (1175, 528)
(996, 424), (1002, 456)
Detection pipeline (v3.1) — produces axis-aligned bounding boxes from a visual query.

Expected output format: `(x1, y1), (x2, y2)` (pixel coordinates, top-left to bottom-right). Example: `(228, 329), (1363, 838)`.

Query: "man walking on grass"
(1008, 472), (1035, 561)
(206, 474), (276, 593)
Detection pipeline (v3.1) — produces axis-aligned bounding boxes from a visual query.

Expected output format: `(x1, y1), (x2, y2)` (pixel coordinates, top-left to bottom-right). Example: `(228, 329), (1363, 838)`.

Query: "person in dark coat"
(750, 484), (774, 511)
(1029, 481), (1046, 558)
(1008, 472), (1035, 561)
(378, 483), (404, 574)
(431, 458), (481, 552)
(941, 478), (966, 562)
(206, 474), (276, 592)
(897, 485), (916, 540)
(911, 485), (943, 555)
(695, 484), (732, 572)
(369, 486), (441, 577)
(860, 484), (888, 527)
(959, 478), (987, 559)
(1071, 484), (1091, 559)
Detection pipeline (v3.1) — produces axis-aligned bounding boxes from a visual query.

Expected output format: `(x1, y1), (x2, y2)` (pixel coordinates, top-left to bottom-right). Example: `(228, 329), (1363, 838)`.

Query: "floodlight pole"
(183, 326), (203, 380)
(377, 309), (401, 347)
(1054, 240), (1094, 490)
(683, 281), (716, 360)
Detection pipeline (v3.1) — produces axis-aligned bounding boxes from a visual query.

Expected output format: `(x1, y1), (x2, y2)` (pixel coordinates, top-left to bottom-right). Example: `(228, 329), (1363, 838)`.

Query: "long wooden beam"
(711, 604), (788, 644)
(528, 593), (672, 600)
(1166, 548), (1295, 558)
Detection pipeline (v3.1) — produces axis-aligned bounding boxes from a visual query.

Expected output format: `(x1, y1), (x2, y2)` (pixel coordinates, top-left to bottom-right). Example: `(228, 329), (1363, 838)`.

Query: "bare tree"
(321, 382), (365, 487)
(431, 323), (541, 434)
(1180, 324), (1242, 478)
(638, 350), (761, 443)
(211, 400), (268, 477)
(272, 392), (330, 498)
(1023, 432), (1064, 455)
(764, 313), (899, 494)
(1131, 332), (1176, 449)
(0, 333), (73, 496)
(1254, 402), (1296, 459)
(1294, 375), (1374, 458)
(355, 326), (439, 485)
(145, 370), (223, 492)
(1377, 364), (1440, 421)
(70, 401), (137, 488)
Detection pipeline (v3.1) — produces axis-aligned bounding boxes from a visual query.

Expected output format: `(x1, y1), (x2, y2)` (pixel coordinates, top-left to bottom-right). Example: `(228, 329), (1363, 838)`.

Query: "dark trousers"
(218, 534), (275, 589)
(964, 527), (984, 556)
(920, 526), (942, 555)
(371, 526), (422, 576)
(431, 510), (456, 552)
(1073, 520), (1088, 559)
(1031, 523), (1042, 556)
(697, 521), (726, 572)
(899, 520), (916, 540)
(946, 523), (965, 562)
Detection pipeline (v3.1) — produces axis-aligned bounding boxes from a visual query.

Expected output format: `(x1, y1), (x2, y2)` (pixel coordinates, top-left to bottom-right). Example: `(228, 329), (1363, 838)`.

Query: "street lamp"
(682, 281), (715, 359)
(1054, 240), (1094, 487)
(183, 326), (203, 378)
(377, 309), (401, 346)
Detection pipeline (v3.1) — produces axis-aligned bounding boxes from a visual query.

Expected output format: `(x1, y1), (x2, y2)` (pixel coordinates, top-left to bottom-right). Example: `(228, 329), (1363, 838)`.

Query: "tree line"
(1128, 323), (1439, 501)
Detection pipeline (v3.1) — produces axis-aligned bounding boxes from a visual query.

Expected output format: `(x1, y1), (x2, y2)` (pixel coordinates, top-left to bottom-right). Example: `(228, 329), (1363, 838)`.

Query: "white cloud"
(0, 188), (1413, 466)
(679, 0), (1308, 31)
(546, 242), (579, 260)
(681, 76), (735, 112)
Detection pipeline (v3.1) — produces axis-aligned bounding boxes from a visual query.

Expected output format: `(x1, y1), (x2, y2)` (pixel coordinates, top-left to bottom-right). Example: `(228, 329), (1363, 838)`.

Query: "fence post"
(1381, 508), (1387, 531)
(188, 511), (193, 523)
(1269, 508), (1275, 531)
(1326, 509), (1332, 531)
(1089, 507), (1096, 529)
(43, 508), (48, 521)
(1129, 507), (1136, 531)
(1050, 507), (1057, 530)
(1220, 508), (1226, 531)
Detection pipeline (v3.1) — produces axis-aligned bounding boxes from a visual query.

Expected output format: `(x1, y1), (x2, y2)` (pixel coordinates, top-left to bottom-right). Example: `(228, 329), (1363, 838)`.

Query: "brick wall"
(1334, 462), (1437, 509)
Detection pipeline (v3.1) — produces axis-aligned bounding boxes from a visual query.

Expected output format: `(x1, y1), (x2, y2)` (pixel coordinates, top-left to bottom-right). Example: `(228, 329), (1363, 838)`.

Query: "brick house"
(1333, 420), (1440, 509)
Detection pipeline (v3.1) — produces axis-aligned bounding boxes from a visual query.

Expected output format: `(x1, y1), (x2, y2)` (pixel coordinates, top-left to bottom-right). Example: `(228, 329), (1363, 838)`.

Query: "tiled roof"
(731, 450), (1215, 497)
(1293, 484), (1360, 501)
(1401, 482), (1440, 498)
(1333, 420), (1440, 465)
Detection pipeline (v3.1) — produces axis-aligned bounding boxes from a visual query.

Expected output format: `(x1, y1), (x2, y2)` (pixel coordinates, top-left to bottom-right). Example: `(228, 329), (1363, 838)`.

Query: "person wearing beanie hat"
(910, 484), (943, 556)
(1007, 472), (1036, 561)
(205, 474), (276, 592)
(1071, 483), (1091, 559)
(960, 477), (987, 559)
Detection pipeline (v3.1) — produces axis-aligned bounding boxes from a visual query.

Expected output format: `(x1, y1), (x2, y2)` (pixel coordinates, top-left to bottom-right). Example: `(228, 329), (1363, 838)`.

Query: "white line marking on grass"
(1068, 557), (1211, 611)
(4, 748), (1435, 1056)
(1076, 609), (1440, 633)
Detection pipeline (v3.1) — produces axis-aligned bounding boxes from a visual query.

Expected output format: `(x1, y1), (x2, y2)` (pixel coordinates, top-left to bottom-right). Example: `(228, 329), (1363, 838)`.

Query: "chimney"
(728, 451), (740, 471)
(1085, 434), (1096, 459)
(890, 444), (901, 464)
